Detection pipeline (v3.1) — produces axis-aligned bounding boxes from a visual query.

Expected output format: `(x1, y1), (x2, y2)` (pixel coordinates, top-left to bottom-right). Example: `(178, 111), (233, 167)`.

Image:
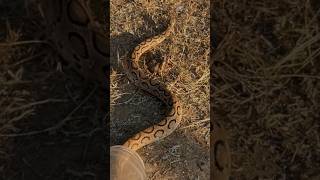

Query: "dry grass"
(0, 1), (107, 179)
(110, 0), (210, 179)
(213, 0), (320, 179)
(0, 23), (33, 135)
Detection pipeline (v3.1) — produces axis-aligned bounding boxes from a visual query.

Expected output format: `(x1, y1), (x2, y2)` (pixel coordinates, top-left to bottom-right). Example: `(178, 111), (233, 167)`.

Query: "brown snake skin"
(38, 0), (231, 178)
(121, 9), (183, 151)
(39, 0), (182, 152)
(212, 121), (231, 180)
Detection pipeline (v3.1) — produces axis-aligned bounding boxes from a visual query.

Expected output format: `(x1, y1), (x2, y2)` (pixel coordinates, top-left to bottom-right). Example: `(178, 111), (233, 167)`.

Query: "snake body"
(121, 11), (183, 151)
(212, 121), (231, 180)
(39, 0), (108, 88)
(38, 0), (230, 178)
(39, 0), (182, 151)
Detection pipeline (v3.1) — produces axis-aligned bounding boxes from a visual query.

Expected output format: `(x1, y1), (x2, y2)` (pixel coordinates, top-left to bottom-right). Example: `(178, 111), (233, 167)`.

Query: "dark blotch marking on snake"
(154, 129), (165, 138)
(157, 119), (168, 126)
(143, 126), (154, 133)
(68, 32), (89, 59)
(176, 106), (181, 116)
(131, 53), (136, 60)
(141, 81), (150, 89)
(92, 32), (107, 57)
(141, 136), (151, 144)
(164, 90), (171, 97)
(168, 98), (176, 107)
(158, 87), (166, 96)
(167, 108), (176, 117)
(131, 133), (141, 140)
(130, 71), (139, 81)
(150, 79), (160, 86)
(67, 0), (90, 26)
(134, 45), (141, 51)
(168, 119), (176, 129)
(214, 140), (226, 171)
(216, 121), (222, 128)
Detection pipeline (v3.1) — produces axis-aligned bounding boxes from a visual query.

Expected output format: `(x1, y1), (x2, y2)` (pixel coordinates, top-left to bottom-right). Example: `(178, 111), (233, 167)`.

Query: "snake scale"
(38, 0), (230, 178)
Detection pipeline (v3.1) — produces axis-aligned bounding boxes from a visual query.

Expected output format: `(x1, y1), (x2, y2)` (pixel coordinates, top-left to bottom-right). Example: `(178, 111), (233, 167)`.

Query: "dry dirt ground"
(213, 0), (320, 179)
(110, 0), (210, 179)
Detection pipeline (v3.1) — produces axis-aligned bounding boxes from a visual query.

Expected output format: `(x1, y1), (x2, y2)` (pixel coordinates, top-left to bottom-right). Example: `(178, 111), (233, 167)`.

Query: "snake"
(212, 121), (231, 180)
(38, 0), (108, 89)
(37, 0), (182, 151)
(37, 0), (231, 178)
(121, 8), (183, 151)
